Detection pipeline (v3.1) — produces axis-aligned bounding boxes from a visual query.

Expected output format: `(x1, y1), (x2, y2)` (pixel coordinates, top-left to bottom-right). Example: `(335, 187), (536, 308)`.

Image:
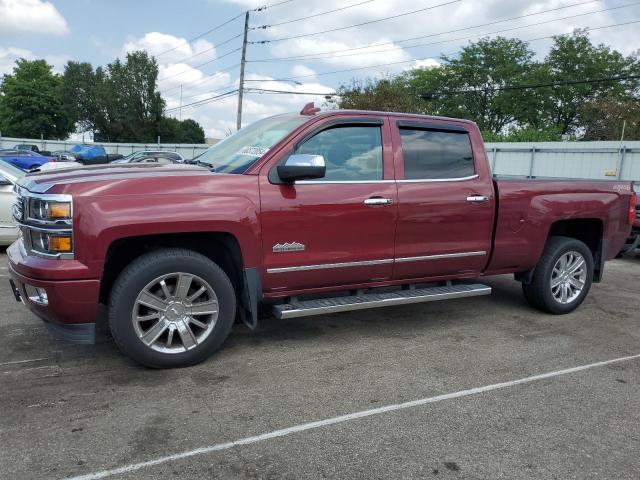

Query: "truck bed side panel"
(486, 179), (632, 275)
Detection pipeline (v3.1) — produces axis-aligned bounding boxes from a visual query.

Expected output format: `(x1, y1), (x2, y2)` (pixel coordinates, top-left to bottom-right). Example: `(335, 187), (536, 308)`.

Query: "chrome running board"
(273, 283), (491, 319)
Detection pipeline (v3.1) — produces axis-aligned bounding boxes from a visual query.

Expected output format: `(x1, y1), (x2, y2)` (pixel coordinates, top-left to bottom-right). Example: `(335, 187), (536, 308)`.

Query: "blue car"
(0, 149), (54, 171)
(69, 144), (109, 165)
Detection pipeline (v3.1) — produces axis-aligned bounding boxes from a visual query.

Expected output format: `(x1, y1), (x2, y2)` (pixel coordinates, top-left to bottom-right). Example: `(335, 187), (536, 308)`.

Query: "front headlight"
(29, 198), (72, 222)
(29, 230), (73, 254)
(14, 191), (74, 259)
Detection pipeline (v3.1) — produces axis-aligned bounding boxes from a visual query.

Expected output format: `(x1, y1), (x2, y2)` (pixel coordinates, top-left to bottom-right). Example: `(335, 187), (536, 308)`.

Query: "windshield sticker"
(237, 146), (269, 157)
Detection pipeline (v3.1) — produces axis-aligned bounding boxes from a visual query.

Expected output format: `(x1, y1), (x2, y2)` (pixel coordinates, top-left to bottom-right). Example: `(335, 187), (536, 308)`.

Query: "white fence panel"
(1, 135), (638, 183)
(0, 136), (213, 159)
(485, 141), (640, 182)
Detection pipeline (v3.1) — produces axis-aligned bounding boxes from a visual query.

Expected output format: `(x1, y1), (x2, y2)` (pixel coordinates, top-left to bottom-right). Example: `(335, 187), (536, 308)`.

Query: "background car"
(14, 144), (52, 155)
(0, 160), (24, 245)
(51, 150), (78, 162)
(619, 182), (640, 257)
(0, 149), (55, 171)
(110, 150), (185, 164)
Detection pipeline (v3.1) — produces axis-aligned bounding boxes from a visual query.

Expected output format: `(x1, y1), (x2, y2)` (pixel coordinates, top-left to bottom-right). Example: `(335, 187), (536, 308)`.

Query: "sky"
(1, 0), (639, 139)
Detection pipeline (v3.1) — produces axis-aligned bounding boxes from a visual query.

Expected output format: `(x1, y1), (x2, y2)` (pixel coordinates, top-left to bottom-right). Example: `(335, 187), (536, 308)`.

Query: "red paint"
(7, 110), (634, 328)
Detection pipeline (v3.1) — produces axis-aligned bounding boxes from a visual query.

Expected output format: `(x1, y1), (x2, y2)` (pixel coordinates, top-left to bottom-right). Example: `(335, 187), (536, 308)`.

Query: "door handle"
(466, 195), (489, 203)
(364, 197), (393, 206)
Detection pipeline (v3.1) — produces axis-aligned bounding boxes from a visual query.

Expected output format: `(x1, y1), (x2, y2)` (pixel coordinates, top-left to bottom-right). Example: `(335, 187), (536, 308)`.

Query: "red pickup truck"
(8, 105), (636, 368)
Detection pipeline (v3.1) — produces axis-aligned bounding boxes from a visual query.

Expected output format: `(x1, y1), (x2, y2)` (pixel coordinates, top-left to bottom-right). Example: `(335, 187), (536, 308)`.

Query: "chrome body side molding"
(267, 251), (487, 274)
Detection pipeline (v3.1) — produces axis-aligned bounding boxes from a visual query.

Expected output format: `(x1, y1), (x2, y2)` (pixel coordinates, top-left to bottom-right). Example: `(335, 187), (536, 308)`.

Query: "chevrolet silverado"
(7, 105), (636, 368)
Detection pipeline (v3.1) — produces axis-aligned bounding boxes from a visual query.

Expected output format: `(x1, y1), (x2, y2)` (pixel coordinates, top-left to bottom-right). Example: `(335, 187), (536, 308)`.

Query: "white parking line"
(0, 357), (50, 367)
(67, 353), (640, 480)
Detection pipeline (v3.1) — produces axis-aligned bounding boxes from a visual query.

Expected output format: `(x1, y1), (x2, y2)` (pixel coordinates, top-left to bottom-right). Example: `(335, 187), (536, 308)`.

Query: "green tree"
(581, 95), (640, 140)
(0, 59), (72, 138)
(409, 37), (540, 134)
(335, 77), (420, 114)
(100, 51), (165, 142)
(178, 118), (205, 143)
(538, 30), (639, 135)
(60, 61), (99, 132)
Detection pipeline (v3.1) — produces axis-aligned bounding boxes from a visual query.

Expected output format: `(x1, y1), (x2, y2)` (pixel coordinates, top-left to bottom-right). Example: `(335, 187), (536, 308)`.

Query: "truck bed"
(487, 178), (634, 276)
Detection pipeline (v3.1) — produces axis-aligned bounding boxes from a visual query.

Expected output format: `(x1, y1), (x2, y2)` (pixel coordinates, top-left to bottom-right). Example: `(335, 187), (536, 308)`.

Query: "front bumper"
(8, 243), (101, 344)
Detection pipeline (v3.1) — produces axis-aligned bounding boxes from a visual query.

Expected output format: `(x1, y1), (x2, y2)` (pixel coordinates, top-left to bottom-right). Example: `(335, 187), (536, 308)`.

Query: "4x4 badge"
(273, 242), (305, 253)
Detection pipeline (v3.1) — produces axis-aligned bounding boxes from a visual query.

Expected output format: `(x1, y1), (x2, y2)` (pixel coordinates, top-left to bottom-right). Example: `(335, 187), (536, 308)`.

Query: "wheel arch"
(99, 232), (245, 305)
(517, 218), (605, 284)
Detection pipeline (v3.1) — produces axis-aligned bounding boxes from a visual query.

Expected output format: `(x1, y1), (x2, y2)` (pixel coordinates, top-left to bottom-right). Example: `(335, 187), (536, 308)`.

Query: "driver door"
(259, 116), (398, 293)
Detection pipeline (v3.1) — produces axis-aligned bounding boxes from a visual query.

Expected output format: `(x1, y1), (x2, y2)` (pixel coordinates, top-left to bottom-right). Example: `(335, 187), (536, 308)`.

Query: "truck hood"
(18, 162), (212, 194)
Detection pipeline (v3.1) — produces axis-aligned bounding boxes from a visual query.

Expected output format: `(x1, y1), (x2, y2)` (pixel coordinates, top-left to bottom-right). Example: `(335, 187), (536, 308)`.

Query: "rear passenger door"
(391, 119), (495, 280)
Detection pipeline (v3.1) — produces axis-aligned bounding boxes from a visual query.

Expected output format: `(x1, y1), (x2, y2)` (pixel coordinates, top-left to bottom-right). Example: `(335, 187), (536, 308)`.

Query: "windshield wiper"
(185, 159), (216, 171)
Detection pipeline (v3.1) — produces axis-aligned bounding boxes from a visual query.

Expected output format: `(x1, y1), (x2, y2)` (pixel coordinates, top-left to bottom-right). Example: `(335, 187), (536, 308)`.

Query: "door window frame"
(393, 119), (480, 183)
(264, 115), (396, 184)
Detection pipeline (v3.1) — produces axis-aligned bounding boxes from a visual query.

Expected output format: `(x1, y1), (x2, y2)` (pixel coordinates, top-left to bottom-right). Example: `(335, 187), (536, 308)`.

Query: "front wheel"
(108, 248), (236, 368)
(522, 236), (594, 314)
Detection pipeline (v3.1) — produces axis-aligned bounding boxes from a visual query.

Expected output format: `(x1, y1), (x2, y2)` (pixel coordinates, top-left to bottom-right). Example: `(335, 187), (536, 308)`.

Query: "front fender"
(75, 192), (262, 277)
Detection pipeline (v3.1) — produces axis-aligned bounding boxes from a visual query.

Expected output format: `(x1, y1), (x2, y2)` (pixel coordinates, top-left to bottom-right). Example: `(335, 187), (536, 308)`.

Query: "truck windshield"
(191, 113), (309, 173)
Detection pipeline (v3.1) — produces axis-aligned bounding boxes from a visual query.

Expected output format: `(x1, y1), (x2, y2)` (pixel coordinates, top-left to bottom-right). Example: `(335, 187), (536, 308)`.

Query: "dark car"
(111, 150), (185, 164)
(0, 149), (54, 170)
(14, 144), (52, 156)
(15, 144), (39, 153)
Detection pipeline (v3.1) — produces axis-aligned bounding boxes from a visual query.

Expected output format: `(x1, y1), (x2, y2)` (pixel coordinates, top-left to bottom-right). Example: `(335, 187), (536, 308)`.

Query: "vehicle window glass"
(399, 128), (475, 180)
(295, 125), (383, 181)
(193, 113), (308, 173)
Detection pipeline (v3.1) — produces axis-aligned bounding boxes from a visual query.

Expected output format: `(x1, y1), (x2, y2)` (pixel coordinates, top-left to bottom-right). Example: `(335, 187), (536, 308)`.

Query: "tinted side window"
(400, 128), (475, 180)
(295, 126), (383, 181)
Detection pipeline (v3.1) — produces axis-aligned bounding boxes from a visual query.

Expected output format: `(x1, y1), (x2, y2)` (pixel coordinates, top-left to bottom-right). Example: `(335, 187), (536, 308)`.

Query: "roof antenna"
(300, 102), (320, 116)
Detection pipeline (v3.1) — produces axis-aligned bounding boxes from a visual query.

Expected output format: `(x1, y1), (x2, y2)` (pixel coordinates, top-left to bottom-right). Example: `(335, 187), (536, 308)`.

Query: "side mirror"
(277, 154), (326, 182)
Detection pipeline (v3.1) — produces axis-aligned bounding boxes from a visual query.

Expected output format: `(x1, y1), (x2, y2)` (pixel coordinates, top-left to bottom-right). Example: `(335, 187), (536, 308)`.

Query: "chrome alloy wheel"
(132, 273), (219, 353)
(550, 251), (587, 304)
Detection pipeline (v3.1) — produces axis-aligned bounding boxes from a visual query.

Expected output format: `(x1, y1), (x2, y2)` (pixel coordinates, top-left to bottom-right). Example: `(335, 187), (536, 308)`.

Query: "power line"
(253, 0), (296, 11)
(154, 12), (245, 58)
(274, 19), (640, 81)
(247, 0), (606, 62)
(251, 0), (376, 30)
(159, 60), (241, 84)
(164, 34), (243, 65)
(246, 88), (337, 95)
(154, 0), (295, 58)
(250, 2), (640, 64)
(419, 74), (640, 98)
(164, 89), (239, 112)
(249, 0), (462, 44)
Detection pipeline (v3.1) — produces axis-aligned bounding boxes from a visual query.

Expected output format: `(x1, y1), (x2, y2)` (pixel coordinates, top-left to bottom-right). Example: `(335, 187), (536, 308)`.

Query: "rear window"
(399, 128), (475, 180)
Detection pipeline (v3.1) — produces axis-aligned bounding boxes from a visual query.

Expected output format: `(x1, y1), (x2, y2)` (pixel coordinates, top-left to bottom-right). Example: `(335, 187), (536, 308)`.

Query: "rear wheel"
(108, 248), (236, 368)
(522, 236), (594, 314)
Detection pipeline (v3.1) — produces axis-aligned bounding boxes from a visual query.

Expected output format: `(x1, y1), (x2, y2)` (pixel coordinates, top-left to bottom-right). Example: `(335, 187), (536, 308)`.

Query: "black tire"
(108, 248), (236, 368)
(522, 236), (594, 315)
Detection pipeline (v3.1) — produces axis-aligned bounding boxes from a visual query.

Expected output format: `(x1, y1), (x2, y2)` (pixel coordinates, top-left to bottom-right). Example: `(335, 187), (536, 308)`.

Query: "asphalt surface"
(1, 249), (639, 480)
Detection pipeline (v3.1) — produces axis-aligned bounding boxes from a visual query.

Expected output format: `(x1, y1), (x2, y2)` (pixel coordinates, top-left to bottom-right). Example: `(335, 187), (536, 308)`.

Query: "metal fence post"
(491, 147), (498, 172)
(617, 146), (626, 180)
(528, 146), (536, 178)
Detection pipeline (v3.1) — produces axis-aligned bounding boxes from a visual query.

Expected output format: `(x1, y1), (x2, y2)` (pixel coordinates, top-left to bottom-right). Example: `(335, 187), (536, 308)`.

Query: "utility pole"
(236, 10), (249, 131)
(179, 84), (183, 121)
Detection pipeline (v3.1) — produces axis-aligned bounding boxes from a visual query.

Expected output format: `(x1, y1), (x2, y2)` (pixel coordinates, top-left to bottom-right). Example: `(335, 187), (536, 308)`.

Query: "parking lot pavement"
(0, 250), (639, 480)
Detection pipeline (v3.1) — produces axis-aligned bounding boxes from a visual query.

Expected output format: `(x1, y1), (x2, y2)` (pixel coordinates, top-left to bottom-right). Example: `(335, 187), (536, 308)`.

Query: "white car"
(36, 160), (84, 172)
(0, 161), (24, 245)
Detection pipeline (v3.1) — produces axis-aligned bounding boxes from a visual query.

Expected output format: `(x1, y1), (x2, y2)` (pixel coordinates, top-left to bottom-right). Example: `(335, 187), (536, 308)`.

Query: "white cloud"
(0, 47), (31, 75)
(406, 59), (440, 71)
(123, 32), (217, 65)
(291, 64), (316, 78)
(0, 46), (70, 75)
(0, 0), (68, 36)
